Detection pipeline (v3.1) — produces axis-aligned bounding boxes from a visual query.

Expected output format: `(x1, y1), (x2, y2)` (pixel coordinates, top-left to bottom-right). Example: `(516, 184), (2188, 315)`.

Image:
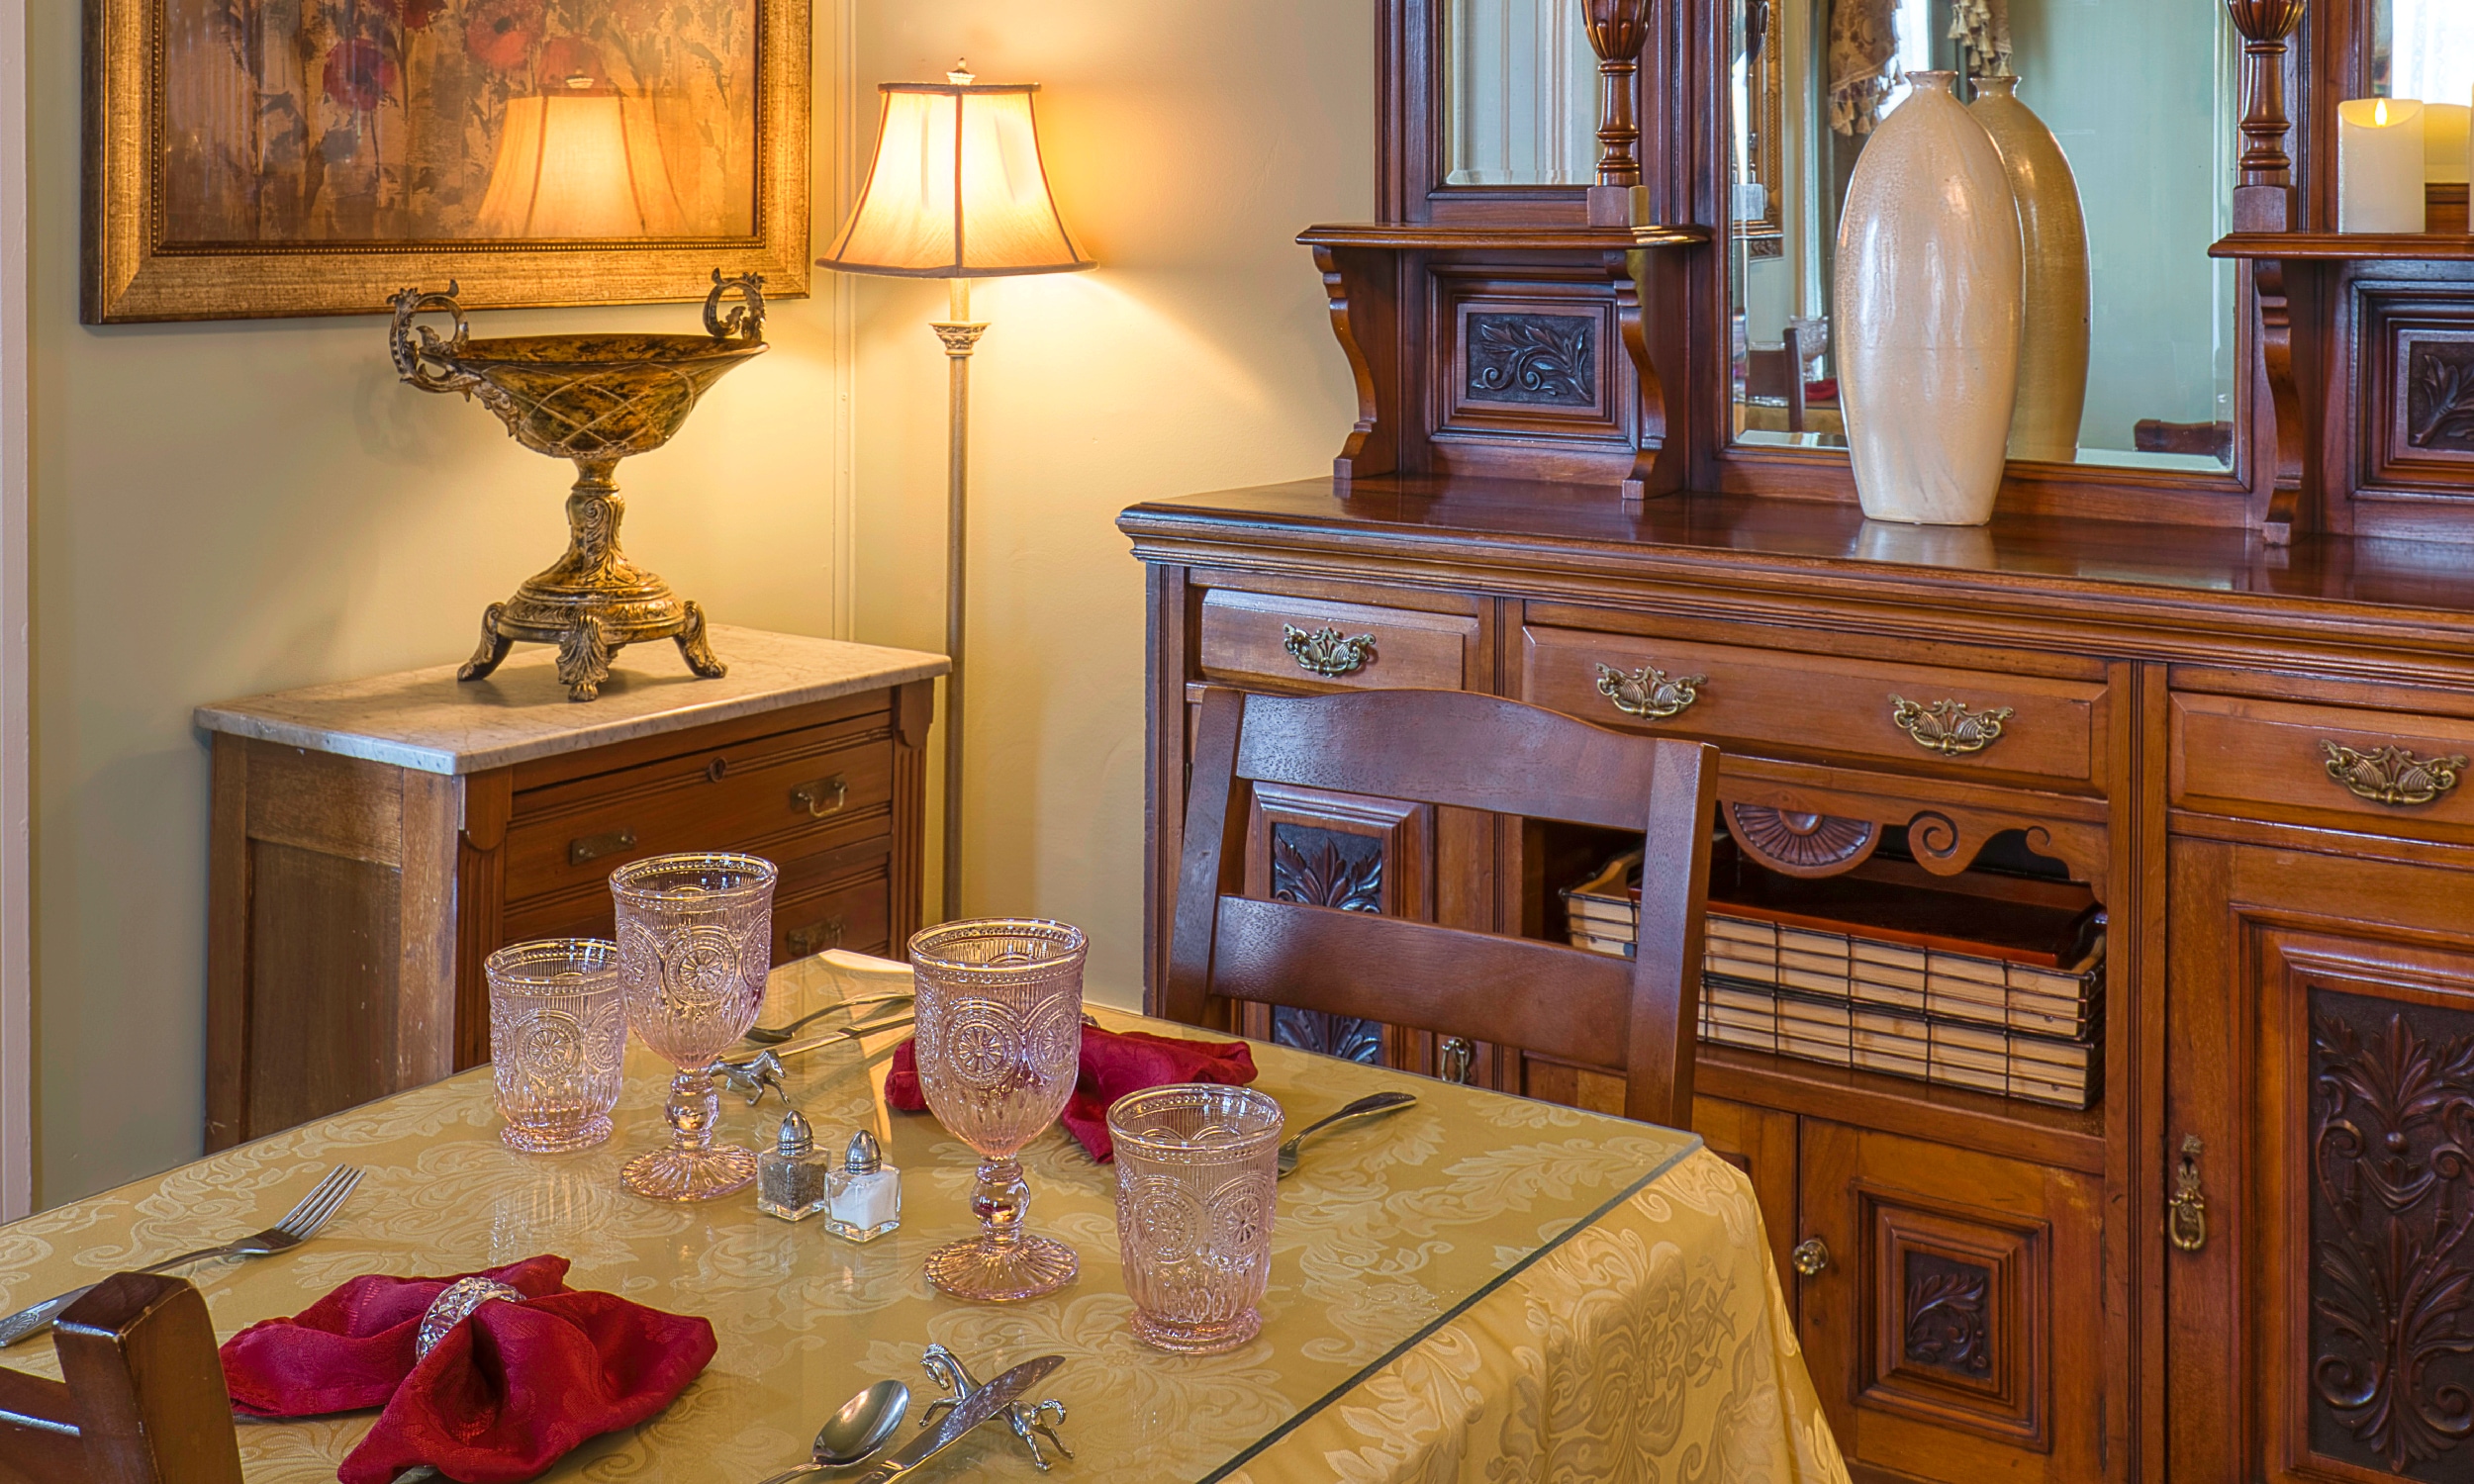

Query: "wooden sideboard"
(1121, 479), (2474, 1484)
(193, 626), (946, 1150)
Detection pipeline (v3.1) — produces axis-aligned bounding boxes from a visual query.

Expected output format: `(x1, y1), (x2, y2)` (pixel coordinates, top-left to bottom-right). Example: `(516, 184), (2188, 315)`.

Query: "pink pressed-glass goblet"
(909, 918), (1087, 1301)
(612, 852), (777, 1201)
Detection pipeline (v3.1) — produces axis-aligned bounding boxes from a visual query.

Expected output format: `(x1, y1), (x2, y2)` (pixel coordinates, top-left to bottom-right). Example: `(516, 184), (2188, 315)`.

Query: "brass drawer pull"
(1595, 662), (1705, 720)
(2169, 1135), (2208, 1252)
(1791, 1238), (1831, 1276)
(2321, 740), (2468, 807)
(791, 776), (850, 818)
(786, 917), (847, 958)
(1283, 623), (1377, 678)
(1889, 695), (2015, 756)
(1440, 1036), (1476, 1085)
(568, 827), (636, 866)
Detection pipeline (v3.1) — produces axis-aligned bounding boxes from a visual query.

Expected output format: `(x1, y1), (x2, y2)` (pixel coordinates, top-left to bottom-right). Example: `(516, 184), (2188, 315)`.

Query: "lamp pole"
(932, 277), (986, 922)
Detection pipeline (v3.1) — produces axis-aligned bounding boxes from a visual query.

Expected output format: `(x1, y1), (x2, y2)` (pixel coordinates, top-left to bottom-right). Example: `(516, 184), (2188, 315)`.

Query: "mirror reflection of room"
(1729, 0), (2238, 472)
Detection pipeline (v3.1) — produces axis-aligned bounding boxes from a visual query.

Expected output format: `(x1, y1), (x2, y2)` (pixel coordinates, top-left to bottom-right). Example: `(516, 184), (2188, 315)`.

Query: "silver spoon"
(752, 1379), (910, 1484)
(1276, 1091), (1417, 1179)
(744, 990), (915, 1046)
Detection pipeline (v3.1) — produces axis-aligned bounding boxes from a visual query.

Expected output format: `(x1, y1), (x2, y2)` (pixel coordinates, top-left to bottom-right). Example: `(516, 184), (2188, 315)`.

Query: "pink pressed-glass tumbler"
(1108, 1083), (1285, 1352)
(486, 938), (626, 1153)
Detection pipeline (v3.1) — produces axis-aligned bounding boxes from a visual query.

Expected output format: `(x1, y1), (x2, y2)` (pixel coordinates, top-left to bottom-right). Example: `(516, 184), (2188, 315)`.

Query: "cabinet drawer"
(1522, 625), (2105, 784)
(502, 845), (894, 963)
(1198, 589), (1475, 691)
(770, 866), (894, 963)
(2171, 691), (2474, 840)
(504, 718), (894, 905)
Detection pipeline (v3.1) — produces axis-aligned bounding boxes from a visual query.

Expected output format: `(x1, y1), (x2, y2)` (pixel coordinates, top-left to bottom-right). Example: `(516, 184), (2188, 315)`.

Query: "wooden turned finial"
(1584, 0), (1654, 188)
(2224, 0), (2306, 189)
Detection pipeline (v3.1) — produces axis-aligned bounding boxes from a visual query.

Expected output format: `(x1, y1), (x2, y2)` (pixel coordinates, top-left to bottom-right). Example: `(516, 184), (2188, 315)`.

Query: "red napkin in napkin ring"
(887, 1022), (1258, 1161)
(220, 1254), (716, 1484)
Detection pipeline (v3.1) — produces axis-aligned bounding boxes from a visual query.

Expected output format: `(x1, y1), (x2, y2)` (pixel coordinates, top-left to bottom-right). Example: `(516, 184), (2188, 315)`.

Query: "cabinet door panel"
(1799, 1120), (2103, 1483)
(2169, 841), (2474, 1484)
(1692, 1094), (1797, 1290)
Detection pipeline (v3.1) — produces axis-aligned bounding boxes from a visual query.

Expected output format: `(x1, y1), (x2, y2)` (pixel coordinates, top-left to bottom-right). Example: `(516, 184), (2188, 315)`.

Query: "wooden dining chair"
(0, 1273), (243, 1484)
(1165, 687), (1719, 1128)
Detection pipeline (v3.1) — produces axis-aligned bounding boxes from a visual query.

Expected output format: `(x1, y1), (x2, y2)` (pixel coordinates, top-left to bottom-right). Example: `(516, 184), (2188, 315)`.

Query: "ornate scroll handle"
(387, 281), (477, 396)
(1283, 623), (1377, 679)
(1595, 662), (1705, 721)
(704, 269), (768, 342)
(2321, 740), (2470, 807)
(2168, 1135), (2208, 1253)
(1888, 696), (2015, 757)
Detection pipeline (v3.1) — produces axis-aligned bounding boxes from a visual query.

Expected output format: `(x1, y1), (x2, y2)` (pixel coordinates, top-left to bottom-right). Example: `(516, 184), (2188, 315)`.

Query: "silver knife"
(851, 1355), (1064, 1483)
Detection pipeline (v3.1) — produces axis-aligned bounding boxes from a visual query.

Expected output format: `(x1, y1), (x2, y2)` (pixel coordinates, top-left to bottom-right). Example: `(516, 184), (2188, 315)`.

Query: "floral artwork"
(158, 0), (757, 243)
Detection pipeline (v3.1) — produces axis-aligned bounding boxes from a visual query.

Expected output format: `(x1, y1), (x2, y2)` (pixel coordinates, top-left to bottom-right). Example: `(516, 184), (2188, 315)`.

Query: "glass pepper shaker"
(757, 1108), (833, 1222)
(823, 1129), (902, 1243)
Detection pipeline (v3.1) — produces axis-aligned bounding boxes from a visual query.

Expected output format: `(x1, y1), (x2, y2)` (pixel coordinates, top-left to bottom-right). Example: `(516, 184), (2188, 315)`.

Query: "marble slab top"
(194, 626), (949, 775)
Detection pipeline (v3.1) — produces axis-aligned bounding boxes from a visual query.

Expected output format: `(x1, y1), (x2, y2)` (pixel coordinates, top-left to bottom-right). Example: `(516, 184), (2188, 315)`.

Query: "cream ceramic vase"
(1970, 74), (2089, 465)
(1836, 71), (2023, 525)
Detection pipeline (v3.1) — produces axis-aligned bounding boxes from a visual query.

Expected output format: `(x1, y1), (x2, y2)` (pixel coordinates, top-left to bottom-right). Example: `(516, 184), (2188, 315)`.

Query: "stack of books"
(1563, 848), (2105, 1110)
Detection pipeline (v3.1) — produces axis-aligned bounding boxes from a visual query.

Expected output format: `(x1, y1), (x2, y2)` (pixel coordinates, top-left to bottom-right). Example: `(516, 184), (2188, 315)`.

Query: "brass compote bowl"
(388, 271), (768, 701)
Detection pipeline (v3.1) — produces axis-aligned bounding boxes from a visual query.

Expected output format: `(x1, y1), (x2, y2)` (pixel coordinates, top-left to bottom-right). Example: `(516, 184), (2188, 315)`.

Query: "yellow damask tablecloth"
(0, 954), (1846, 1483)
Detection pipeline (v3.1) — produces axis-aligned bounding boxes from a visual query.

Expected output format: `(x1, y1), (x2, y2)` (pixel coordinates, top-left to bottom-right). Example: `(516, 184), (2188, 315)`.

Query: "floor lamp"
(819, 66), (1093, 922)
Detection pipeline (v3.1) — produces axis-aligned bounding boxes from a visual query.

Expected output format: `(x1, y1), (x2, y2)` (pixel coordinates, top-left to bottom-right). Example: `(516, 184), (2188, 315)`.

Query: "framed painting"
(83, 0), (811, 323)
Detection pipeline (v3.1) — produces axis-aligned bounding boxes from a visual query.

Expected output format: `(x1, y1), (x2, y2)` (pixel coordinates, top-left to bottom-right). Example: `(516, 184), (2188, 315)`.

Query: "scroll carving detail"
(1904, 1251), (1993, 1378)
(1725, 802), (1879, 877)
(1466, 314), (1596, 407)
(2309, 991), (2474, 1474)
(2407, 342), (2474, 452)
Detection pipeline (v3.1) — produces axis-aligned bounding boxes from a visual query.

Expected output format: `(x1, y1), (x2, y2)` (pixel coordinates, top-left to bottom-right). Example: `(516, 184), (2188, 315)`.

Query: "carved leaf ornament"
(2310, 1000), (2474, 1471)
(1268, 828), (1384, 1065)
(1466, 314), (1596, 407)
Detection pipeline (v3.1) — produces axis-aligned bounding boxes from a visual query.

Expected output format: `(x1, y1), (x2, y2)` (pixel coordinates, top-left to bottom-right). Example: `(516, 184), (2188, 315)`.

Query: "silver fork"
(0, 1164), (363, 1347)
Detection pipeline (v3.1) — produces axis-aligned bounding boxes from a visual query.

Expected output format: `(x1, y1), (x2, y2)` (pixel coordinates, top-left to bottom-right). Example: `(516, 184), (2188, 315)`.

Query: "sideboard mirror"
(1727, 0), (2241, 474)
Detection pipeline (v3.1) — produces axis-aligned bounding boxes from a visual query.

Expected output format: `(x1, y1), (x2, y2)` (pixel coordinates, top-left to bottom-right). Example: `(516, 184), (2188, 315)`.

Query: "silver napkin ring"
(414, 1277), (524, 1361)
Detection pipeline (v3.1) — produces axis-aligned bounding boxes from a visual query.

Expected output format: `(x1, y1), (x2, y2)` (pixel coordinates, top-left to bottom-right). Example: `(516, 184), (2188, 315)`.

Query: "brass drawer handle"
(1440, 1036), (1476, 1085)
(1889, 695), (2015, 756)
(791, 776), (849, 818)
(2169, 1135), (2208, 1252)
(786, 917), (846, 958)
(2321, 740), (2468, 807)
(1791, 1238), (1831, 1276)
(1595, 662), (1705, 720)
(1283, 623), (1377, 678)
(568, 827), (636, 866)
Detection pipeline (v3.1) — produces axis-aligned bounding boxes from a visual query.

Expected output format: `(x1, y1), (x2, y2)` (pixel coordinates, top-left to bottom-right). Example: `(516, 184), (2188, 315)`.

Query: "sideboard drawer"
(2172, 692), (2474, 839)
(1198, 589), (1475, 691)
(1522, 624), (2107, 784)
(504, 843), (895, 959)
(504, 719), (896, 904)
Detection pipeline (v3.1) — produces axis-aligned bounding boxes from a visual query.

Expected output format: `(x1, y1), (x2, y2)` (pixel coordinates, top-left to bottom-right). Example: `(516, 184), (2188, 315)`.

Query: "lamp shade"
(819, 73), (1093, 277)
(475, 84), (688, 239)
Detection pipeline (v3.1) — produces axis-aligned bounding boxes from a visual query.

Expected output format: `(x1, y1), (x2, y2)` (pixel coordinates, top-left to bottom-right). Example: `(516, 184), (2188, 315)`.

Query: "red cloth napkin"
(887, 1023), (1258, 1161)
(219, 1254), (715, 1484)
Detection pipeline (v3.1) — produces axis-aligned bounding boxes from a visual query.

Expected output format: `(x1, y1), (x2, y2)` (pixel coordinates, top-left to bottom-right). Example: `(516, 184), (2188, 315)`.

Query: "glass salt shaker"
(757, 1108), (833, 1222)
(823, 1129), (902, 1242)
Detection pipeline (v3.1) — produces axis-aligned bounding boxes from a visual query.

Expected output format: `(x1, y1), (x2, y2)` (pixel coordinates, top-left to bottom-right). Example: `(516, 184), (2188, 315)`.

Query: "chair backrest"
(1164, 687), (1718, 1127)
(0, 1274), (242, 1484)
(1744, 324), (1807, 432)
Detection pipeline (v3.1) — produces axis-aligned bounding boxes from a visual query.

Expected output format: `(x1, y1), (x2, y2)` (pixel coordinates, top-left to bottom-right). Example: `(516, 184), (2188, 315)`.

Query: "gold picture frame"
(83, 0), (811, 324)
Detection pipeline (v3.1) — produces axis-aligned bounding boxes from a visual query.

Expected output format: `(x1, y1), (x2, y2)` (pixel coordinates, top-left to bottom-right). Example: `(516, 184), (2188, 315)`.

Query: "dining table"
(0, 950), (1850, 1483)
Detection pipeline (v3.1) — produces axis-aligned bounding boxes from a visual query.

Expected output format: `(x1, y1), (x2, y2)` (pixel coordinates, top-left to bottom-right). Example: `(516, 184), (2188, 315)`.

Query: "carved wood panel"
(1800, 1120), (2100, 1482)
(1431, 268), (1633, 446)
(1238, 783), (1438, 1072)
(2363, 294), (2474, 521)
(2307, 986), (2474, 1477)
(2234, 911), (2474, 1484)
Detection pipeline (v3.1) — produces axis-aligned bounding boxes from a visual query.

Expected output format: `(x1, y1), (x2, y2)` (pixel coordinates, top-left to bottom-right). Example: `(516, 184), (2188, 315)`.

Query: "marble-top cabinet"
(193, 627), (946, 1147)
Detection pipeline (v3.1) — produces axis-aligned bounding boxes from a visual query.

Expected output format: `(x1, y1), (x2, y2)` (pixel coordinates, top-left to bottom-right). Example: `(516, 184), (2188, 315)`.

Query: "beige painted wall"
(848, 1), (1376, 1012)
(25, 0), (1376, 1207)
(26, 7), (854, 1206)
